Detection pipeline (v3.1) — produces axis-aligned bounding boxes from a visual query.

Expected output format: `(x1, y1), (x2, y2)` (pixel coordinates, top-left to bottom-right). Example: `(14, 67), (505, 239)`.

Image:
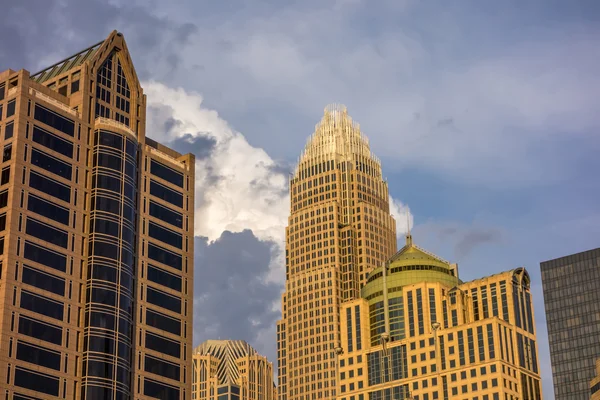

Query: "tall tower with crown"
(276, 105), (397, 400)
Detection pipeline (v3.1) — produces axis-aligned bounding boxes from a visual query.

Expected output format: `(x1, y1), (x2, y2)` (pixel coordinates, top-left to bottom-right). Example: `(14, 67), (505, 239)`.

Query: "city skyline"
(2, 2), (600, 399)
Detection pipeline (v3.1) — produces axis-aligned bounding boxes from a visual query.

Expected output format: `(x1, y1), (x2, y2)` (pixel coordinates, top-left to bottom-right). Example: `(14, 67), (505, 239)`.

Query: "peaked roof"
(30, 31), (141, 95)
(30, 39), (104, 83)
(294, 104), (381, 178)
(193, 340), (258, 384)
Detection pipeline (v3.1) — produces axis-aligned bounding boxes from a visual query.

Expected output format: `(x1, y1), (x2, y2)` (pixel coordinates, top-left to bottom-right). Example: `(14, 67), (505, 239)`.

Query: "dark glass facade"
(541, 248), (600, 400)
(82, 129), (137, 398)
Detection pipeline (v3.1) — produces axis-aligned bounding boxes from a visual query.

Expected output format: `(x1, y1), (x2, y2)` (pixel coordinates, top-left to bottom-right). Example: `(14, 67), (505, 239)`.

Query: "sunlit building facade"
(192, 340), (276, 400)
(591, 359), (600, 400)
(277, 105), (397, 400)
(541, 248), (600, 400)
(0, 31), (195, 399)
(338, 233), (543, 400)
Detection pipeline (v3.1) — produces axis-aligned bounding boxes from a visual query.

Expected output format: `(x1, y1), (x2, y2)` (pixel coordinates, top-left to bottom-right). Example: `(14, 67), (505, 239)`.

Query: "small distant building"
(192, 339), (276, 400)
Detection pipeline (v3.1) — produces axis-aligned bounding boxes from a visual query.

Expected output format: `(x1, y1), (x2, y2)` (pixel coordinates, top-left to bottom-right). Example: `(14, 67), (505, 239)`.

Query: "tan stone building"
(591, 359), (600, 400)
(192, 339), (276, 400)
(277, 105), (397, 400)
(337, 233), (543, 400)
(0, 31), (194, 399)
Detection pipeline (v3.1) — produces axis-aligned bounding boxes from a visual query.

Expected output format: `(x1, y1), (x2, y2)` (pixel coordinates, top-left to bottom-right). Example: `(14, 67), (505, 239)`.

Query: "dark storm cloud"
(454, 229), (503, 259)
(193, 231), (283, 352)
(432, 224), (503, 259)
(170, 133), (217, 160)
(1, 0), (195, 79)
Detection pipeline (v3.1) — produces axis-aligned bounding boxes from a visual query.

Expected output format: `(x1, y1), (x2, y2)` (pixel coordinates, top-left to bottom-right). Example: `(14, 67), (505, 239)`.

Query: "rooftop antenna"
(406, 208), (413, 246)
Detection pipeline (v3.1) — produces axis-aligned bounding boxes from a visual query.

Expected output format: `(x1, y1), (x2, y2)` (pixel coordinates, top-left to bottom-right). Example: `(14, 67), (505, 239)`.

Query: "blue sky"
(4, 0), (600, 398)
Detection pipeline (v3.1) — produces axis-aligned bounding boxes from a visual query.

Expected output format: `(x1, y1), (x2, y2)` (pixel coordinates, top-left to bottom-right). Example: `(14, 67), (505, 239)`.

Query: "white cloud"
(389, 196), (413, 238)
(144, 81), (289, 249)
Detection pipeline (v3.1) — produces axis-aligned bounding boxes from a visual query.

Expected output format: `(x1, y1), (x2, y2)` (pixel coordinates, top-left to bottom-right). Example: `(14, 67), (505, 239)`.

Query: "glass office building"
(0, 31), (195, 399)
(338, 233), (543, 400)
(541, 248), (600, 400)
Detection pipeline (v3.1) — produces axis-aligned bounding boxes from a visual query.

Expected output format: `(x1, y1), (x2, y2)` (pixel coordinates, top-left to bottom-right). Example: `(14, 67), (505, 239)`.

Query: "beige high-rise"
(338, 233), (543, 400)
(0, 31), (194, 399)
(277, 105), (397, 400)
(192, 339), (276, 400)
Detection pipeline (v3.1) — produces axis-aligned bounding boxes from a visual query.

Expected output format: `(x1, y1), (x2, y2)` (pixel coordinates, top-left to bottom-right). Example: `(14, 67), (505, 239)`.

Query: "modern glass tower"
(541, 248), (600, 400)
(338, 233), (543, 400)
(277, 105), (397, 400)
(0, 31), (194, 399)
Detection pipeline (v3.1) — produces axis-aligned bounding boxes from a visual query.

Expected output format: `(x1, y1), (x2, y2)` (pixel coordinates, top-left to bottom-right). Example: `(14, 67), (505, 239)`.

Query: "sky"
(3, 0), (600, 398)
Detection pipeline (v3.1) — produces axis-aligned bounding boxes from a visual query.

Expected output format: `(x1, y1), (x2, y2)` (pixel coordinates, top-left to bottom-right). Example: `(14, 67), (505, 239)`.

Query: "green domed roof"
(361, 234), (460, 302)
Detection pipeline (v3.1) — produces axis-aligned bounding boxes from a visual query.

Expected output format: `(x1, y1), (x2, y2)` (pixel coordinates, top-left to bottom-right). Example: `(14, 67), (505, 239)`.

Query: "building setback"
(192, 339), (276, 400)
(338, 233), (543, 400)
(541, 248), (600, 400)
(277, 105), (397, 400)
(0, 31), (194, 399)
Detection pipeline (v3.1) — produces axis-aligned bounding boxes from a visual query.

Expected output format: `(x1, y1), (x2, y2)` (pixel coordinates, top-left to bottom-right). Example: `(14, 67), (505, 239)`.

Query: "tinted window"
(31, 148), (72, 180)
(144, 379), (180, 399)
(24, 241), (67, 272)
(150, 180), (183, 208)
(145, 309), (180, 335)
(94, 174), (122, 194)
(144, 355), (180, 380)
(18, 316), (62, 345)
(26, 217), (68, 248)
(148, 222), (182, 249)
(96, 130), (123, 150)
(150, 160), (184, 188)
(29, 171), (71, 203)
(92, 218), (120, 237)
(148, 243), (182, 270)
(20, 291), (64, 321)
(86, 360), (113, 379)
(90, 287), (117, 307)
(88, 311), (116, 330)
(34, 104), (74, 136)
(147, 264), (182, 292)
(145, 332), (181, 358)
(93, 195), (121, 214)
(27, 194), (70, 225)
(22, 265), (65, 296)
(7, 99), (16, 117)
(14, 367), (60, 396)
(32, 125), (74, 158)
(146, 287), (181, 313)
(16, 341), (61, 370)
(97, 152), (123, 172)
(149, 201), (182, 228)
(4, 121), (14, 140)
(0, 190), (7, 209)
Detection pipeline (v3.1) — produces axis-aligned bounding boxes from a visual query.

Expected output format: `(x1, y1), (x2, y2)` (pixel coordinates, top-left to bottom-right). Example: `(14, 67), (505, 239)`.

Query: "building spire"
(406, 209), (413, 247)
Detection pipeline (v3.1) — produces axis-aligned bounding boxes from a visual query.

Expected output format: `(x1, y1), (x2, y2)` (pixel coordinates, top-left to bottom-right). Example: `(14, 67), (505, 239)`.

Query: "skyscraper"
(339, 233), (543, 400)
(0, 31), (194, 399)
(192, 339), (276, 400)
(277, 105), (397, 400)
(541, 248), (600, 400)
